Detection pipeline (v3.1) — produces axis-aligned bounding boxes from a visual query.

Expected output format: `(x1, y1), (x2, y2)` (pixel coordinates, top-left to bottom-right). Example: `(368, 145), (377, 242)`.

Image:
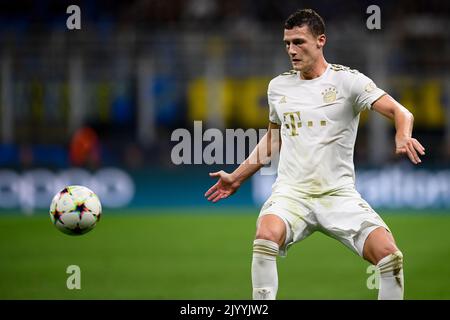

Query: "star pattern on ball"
(75, 203), (87, 219)
(57, 187), (70, 202)
(52, 209), (64, 225)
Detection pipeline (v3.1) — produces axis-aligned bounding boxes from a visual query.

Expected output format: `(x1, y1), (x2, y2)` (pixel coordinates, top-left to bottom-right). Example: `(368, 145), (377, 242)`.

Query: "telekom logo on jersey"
(283, 111), (328, 137)
(170, 121), (280, 175)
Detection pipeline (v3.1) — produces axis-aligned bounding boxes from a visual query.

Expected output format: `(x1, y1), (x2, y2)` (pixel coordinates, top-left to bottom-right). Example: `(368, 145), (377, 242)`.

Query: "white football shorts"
(258, 186), (390, 257)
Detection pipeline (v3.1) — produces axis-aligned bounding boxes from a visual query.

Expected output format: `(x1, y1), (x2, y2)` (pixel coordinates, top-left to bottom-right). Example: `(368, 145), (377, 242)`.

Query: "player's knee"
(255, 229), (284, 247)
(375, 244), (400, 264)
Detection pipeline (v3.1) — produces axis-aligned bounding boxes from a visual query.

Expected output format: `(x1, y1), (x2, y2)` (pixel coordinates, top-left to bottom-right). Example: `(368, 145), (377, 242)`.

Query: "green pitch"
(0, 209), (449, 299)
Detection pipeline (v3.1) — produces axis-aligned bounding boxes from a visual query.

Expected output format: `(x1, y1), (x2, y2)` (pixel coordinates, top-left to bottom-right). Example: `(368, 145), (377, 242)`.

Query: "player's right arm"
(205, 122), (281, 203)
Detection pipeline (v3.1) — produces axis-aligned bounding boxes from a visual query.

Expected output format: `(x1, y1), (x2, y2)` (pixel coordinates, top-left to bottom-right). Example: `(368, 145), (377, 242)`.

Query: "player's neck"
(299, 58), (328, 80)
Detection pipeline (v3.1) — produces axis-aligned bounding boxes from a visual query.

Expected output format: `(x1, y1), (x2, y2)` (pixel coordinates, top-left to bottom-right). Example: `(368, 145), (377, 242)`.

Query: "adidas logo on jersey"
(279, 96), (287, 104)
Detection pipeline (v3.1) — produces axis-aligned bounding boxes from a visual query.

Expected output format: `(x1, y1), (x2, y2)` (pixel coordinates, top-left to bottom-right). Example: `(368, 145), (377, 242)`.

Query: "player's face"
(283, 26), (325, 72)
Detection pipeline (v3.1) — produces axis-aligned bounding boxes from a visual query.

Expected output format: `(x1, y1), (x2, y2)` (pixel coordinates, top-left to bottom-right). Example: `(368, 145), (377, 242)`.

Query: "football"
(49, 185), (102, 235)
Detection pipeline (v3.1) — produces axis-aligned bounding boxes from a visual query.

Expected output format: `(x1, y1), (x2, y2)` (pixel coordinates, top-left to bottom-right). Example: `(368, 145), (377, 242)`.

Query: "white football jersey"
(268, 63), (386, 195)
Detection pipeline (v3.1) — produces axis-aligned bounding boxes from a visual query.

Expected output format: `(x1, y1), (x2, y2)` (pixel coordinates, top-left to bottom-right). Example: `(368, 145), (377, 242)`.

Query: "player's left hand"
(395, 135), (425, 164)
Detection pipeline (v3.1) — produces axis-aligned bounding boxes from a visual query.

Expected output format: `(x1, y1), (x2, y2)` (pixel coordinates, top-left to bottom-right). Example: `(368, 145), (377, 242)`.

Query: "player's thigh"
(316, 191), (391, 257)
(363, 226), (399, 265)
(255, 213), (287, 247)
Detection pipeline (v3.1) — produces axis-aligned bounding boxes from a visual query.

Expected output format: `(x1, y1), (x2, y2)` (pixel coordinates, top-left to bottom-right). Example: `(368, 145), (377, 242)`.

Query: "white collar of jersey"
(296, 63), (330, 83)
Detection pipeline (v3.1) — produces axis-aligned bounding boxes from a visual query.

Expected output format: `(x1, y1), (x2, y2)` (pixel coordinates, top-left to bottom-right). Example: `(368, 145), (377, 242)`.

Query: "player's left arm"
(372, 94), (425, 164)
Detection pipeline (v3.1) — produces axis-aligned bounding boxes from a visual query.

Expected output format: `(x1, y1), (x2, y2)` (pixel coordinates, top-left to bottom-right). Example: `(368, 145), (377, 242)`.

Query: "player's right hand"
(205, 170), (241, 203)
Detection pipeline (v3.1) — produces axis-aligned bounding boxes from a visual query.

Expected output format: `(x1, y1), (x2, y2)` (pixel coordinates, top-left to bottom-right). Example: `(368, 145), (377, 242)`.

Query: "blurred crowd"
(0, 0), (449, 170)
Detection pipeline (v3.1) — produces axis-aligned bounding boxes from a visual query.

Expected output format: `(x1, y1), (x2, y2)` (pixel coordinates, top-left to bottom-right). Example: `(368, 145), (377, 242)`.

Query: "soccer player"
(205, 9), (425, 300)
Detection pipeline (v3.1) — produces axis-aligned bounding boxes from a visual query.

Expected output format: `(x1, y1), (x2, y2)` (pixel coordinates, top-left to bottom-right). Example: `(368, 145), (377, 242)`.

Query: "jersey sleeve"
(267, 83), (282, 125)
(351, 72), (386, 113)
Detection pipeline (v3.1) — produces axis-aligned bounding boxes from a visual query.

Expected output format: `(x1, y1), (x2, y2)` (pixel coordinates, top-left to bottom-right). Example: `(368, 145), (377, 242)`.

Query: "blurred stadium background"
(0, 0), (449, 299)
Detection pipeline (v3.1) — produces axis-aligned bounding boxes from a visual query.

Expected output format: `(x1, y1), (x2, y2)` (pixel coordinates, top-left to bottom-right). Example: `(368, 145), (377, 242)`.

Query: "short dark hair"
(284, 9), (325, 37)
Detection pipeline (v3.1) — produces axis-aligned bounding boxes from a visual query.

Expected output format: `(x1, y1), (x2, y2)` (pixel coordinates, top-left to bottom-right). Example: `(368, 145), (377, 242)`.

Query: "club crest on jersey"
(321, 87), (338, 103)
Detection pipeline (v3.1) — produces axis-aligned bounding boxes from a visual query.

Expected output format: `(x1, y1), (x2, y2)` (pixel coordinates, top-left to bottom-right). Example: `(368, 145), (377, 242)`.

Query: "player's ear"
(317, 34), (326, 49)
